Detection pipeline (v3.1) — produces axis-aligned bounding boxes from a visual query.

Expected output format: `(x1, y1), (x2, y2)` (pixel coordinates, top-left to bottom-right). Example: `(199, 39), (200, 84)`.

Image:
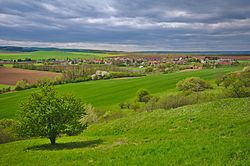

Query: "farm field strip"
(0, 51), (111, 60)
(0, 66), (241, 119)
(0, 67), (61, 85)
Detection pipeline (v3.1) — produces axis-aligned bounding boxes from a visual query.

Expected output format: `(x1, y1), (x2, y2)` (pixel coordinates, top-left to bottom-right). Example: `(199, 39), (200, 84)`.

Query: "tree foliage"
(220, 67), (250, 97)
(17, 84), (86, 145)
(136, 89), (152, 103)
(15, 79), (30, 91)
(176, 77), (212, 92)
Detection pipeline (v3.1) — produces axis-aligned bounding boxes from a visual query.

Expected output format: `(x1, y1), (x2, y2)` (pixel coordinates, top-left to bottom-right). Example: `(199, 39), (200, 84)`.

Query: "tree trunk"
(49, 136), (56, 145)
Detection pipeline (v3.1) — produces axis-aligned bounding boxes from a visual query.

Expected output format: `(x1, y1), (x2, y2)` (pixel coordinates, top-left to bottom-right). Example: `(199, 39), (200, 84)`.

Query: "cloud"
(0, 0), (250, 51)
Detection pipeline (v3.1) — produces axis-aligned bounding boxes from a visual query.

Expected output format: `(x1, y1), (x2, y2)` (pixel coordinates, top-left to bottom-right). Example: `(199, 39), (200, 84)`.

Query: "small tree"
(176, 77), (212, 92)
(17, 84), (86, 145)
(136, 89), (152, 103)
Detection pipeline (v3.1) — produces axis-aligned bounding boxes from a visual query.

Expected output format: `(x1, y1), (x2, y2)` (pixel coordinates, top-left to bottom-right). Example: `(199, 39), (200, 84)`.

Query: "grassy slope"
(0, 98), (249, 165)
(0, 51), (110, 60)
(0, 67), (241, 119)
(0, 84), (13, 89)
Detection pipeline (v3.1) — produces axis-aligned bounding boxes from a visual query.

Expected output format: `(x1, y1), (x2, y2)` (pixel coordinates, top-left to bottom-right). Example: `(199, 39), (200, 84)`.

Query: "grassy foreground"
(0, 98), (249, 165)
(0, 67), (241, 119)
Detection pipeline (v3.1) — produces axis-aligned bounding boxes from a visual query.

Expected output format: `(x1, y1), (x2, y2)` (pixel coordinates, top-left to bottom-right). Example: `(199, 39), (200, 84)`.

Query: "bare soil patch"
(0, 67), (61, 85)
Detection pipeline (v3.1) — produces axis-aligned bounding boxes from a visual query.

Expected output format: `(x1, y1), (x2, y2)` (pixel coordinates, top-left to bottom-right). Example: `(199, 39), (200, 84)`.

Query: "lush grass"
(0, 84), (13, 89)
(0, 98), (249, 165)
(0, 51), (112, 60)
(0, 67), (241, 119)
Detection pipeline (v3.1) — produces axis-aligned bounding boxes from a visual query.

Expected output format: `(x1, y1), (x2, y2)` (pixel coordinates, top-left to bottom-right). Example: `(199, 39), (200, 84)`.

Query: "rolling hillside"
(0, 98), (249, 165)
(0, 67), (241, 119)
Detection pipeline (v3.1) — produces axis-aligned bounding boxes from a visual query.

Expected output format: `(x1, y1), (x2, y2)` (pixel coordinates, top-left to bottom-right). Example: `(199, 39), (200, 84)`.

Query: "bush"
(221, 67), (250, 98)
(35, 77), (53, 87)
(129, 102), (141, 111)
(144, 96), (160, 112)
(145, 66), (153, 73)
(143, 91), (224, 112)
(80, 105), (98, 125)
(0, 87), (11, 94)
(158, 94), (194, 110)
(0, 119), (19, 144)
(215, 73), (224, 86)
(119, 102), (130, 109)
(15, 80), (30, 91)
(176, 77), (212, 92)
(136, 89), (152, 103)
(54, 75), (64, 85)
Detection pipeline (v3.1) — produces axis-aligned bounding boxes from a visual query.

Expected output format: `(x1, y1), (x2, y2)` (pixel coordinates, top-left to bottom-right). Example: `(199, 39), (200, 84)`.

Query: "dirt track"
(0, 67), (61, 85)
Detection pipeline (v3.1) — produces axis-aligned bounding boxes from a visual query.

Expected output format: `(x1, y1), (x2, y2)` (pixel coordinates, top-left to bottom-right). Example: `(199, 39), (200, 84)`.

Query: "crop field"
(0, 67), (61, 85)
(0, 66), (241, 119)
(1, 51), (250, 61)
(0, 98), (249, 165)
(0, 51), (114, 60)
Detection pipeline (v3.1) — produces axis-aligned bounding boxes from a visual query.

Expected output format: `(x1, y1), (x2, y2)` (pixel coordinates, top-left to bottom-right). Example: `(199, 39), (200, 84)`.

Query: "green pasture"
(0, 67), (241, 119)
(0, 98), (249, 165)
(0, 84), (13, 89)
(0, 51), (112, 60)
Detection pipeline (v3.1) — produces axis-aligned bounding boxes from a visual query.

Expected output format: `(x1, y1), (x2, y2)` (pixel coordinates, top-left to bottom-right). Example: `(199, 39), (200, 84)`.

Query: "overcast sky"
(0, 0), (250, 51)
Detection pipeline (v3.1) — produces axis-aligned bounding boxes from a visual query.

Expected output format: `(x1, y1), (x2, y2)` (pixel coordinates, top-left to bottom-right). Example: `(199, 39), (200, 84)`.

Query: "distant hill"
(0, 46), (122, 54)
(0, 46), (250, 55)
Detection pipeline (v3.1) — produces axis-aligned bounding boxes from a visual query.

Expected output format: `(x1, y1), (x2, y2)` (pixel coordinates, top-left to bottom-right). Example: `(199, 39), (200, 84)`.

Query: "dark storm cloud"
(0, 0), (250, 51)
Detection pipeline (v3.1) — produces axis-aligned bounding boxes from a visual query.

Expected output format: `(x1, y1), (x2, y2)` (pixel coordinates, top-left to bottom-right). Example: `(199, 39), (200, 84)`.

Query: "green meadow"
(0, 98), (249, 165)
(0, 51), (113, 60)
(0, 65), (249, 166)
(0, 67), (241, 119)
(0, 84), (13, 89)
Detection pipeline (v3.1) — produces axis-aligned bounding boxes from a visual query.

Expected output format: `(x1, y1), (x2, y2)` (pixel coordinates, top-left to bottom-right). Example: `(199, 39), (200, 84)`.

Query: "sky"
(0, 0), (250, 51)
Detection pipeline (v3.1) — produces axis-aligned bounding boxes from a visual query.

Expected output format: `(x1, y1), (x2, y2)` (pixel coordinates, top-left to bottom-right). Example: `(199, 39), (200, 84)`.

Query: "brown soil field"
(0, 67), (61, 85)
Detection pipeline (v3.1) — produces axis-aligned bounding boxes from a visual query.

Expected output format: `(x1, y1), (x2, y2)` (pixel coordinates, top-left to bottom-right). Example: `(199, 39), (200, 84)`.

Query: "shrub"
(145, 66), (153, 73)
(215, 73), (224, 86)
(176, 77), (212, 92)
(15, 80), (30, 91)
(221, 67), (250, 97)
(80, 105), (98, 125)
(0, 119), (19, 144)
(144, 91), (224, 112)
(0, 87), (11, 94)
(136, 89), (152, 103)
(54, 75), (64, 85)
(158, 94), (194, 110)
(144, 96), (160, 112)
(129, 102), (141, 111)
(35, 77), (53, 87)
(119, 102), (130, 109)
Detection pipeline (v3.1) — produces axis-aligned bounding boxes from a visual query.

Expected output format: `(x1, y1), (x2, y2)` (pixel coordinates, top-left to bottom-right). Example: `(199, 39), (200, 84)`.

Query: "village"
(0, 54), (239, 70)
